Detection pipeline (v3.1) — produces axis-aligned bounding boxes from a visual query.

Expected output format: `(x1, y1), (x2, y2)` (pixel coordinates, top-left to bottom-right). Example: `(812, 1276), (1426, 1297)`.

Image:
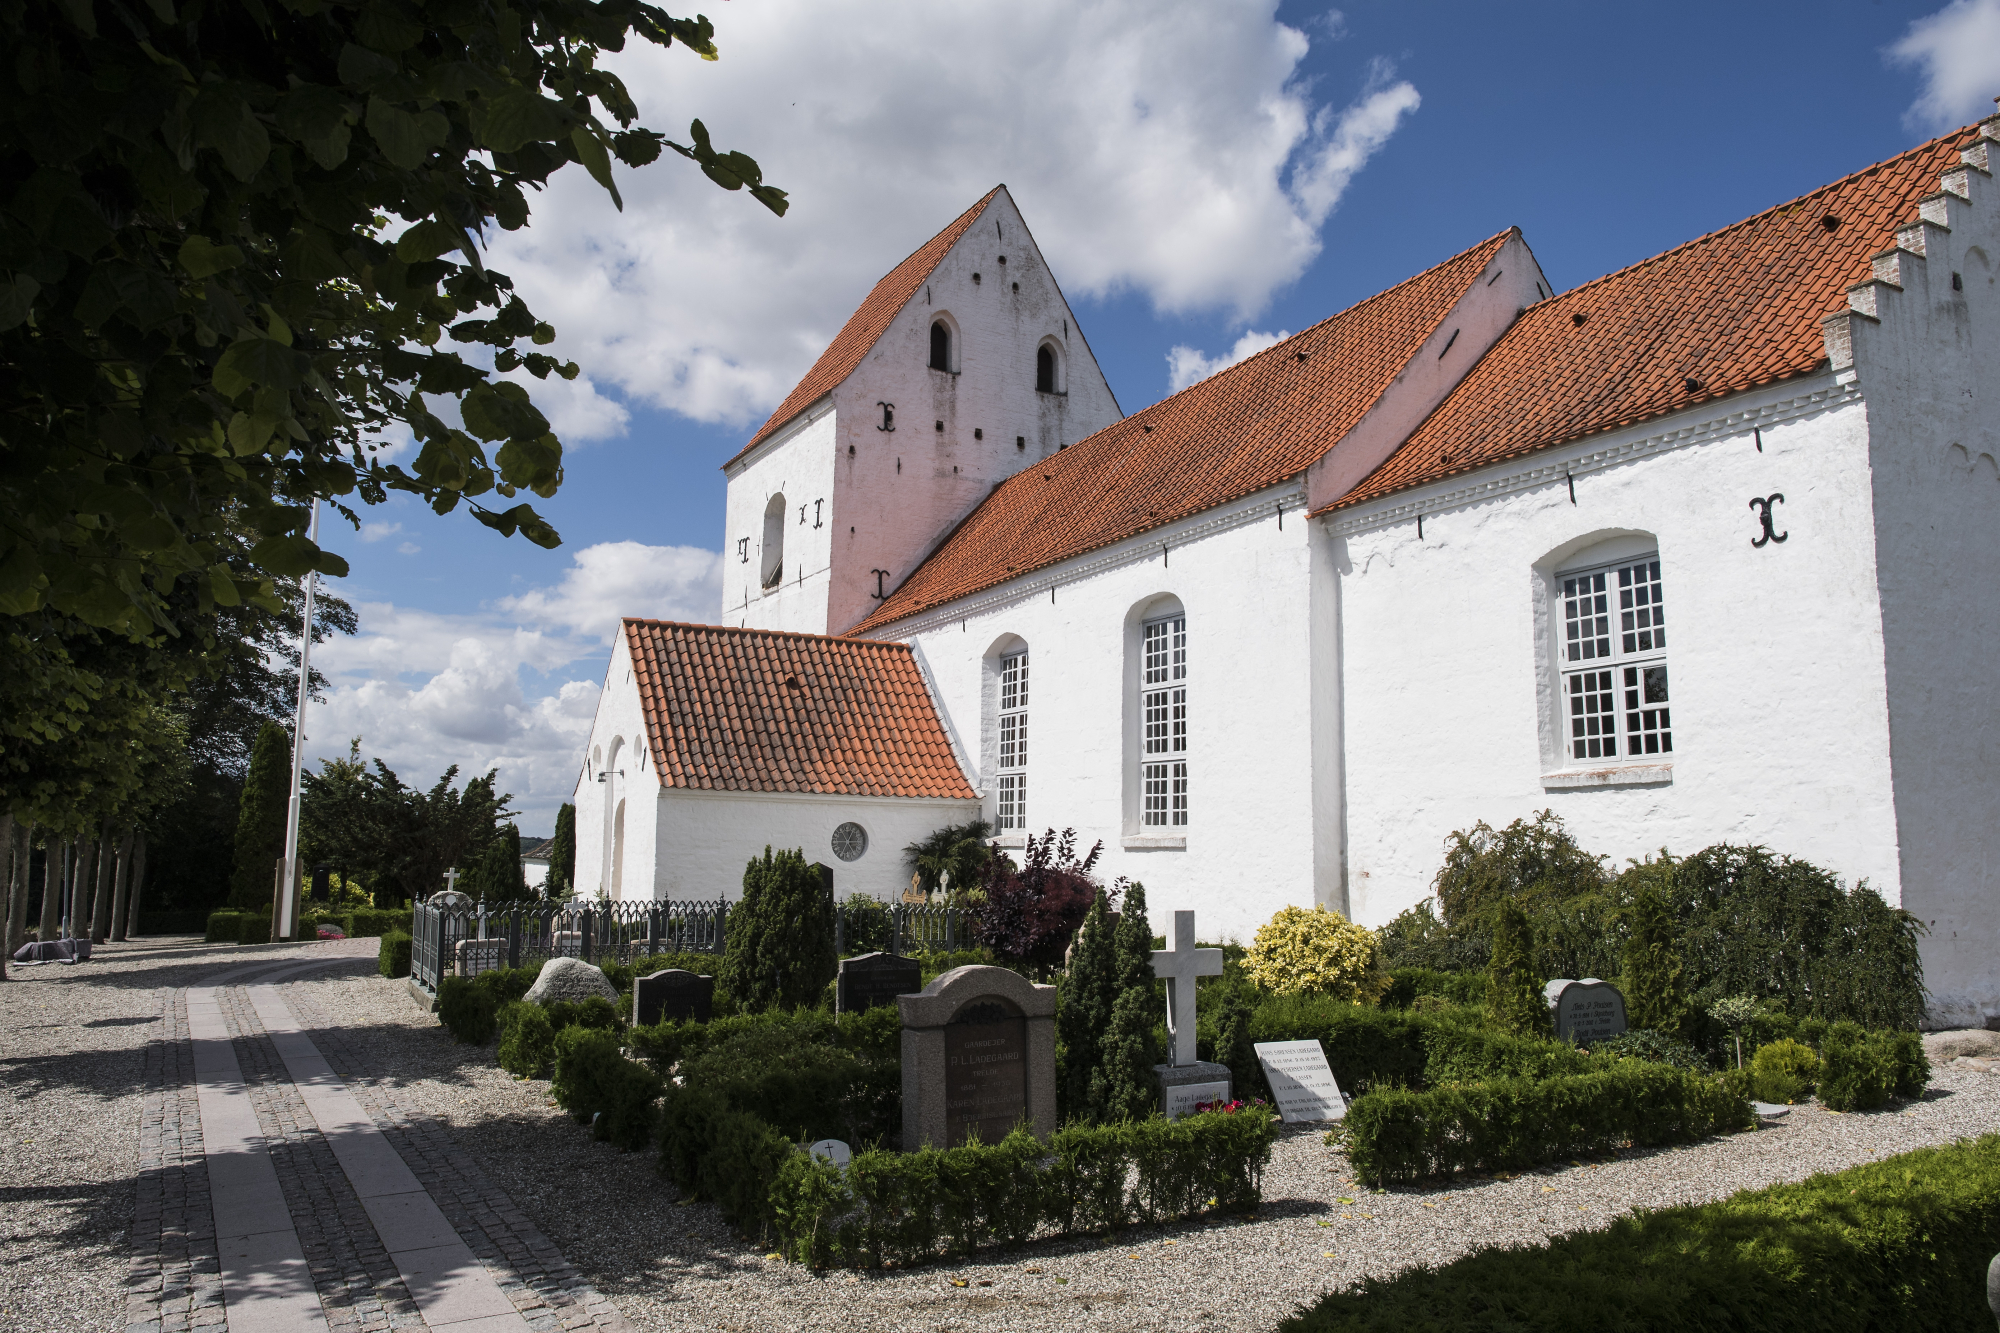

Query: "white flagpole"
(278, 500), (318, 941)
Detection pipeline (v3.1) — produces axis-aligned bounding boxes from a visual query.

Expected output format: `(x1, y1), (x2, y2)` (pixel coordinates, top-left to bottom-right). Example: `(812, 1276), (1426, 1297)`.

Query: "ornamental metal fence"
(409, 896), (973, 996)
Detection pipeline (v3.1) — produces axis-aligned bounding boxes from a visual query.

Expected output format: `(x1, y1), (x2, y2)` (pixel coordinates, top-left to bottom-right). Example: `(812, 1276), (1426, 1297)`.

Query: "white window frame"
(996, 651), (1027, 830)
(1140, 614), (1187, 827)
(1556, 553), (1673, 767)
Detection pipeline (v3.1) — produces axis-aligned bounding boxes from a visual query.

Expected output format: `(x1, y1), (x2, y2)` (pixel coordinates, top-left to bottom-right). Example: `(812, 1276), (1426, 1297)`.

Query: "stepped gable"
(1330, 125), (1986, 512)
(849, 230), (1513, 633)
(621, 619), (973, 799)
(724, 187), (1004, 467)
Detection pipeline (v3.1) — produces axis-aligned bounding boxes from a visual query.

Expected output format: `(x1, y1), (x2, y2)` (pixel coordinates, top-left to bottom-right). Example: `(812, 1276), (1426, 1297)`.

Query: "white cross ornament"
(1150, 910), (1224, 1068)
(442, 867), (460, 894)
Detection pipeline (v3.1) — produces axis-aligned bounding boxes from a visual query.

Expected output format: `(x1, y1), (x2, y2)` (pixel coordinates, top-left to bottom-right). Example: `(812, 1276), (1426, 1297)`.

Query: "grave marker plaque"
(899, 965), (1057, 1150)
(837, 951), (922, 1014)
(1545, 979), (1628, 1043)
(944, 1002), (1029, 1146)
(633, 969), (715, 1027)
(1254, 1039), (1348, 1123)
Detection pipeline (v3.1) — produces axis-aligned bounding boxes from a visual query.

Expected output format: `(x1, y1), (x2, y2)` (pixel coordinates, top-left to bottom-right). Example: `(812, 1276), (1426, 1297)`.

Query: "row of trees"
(0, 0), (783, 969)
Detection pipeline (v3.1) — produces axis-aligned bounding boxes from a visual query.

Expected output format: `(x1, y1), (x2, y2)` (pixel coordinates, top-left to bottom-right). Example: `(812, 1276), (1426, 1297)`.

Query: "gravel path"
(272, 970), (2000, 1333)
(5, 942), (1998, 1333)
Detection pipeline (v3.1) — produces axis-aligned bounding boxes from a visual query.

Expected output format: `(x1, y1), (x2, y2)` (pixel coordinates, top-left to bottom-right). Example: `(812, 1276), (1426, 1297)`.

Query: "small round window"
(831, 822), (868, 862)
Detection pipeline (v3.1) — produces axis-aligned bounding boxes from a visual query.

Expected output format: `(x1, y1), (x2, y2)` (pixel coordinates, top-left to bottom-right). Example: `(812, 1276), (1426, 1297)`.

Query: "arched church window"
(1141, 613), (1187, 827)
(760, 494), (785, 589)
(930, 321), (951, 372)
(1036, 345), (1056, 394)
(1557, 552), (1670, 761)
(996, 650), (1028, 830)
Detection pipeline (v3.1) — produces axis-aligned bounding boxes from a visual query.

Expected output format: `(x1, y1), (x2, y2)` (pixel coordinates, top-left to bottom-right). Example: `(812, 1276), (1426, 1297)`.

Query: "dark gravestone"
(837, 951), (922, 1014)
(944, 1000), (1028, 1147)
(1545, 978), (1628, 1043)
(311, 863), (332, 902)
(633, 969), (715, 1027)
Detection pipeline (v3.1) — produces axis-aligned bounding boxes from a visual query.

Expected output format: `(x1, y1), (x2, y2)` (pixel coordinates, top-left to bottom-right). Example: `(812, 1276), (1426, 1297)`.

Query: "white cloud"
(501, 368), (631, 444)
(485, 0), (1420, 428)
(1889, 0), (2000, 131)
(1166, 329), (1292, 392)
(359, 521), (402, 543)
(1310, 9), (1348, 40)
(396, 541), (422, 556)
(305, 540), (724, 831)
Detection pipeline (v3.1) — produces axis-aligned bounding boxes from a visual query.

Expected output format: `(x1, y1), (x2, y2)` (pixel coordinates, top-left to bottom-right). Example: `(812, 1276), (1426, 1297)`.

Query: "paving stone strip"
(128, 988), (225, 1333)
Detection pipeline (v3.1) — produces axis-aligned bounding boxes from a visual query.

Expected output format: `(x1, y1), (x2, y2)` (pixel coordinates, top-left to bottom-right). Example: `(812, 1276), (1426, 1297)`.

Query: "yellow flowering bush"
(1242, 905), (1389, 1002)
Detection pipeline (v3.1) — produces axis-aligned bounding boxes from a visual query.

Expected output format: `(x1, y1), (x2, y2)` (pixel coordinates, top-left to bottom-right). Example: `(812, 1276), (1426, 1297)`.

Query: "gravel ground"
(0, 935), (379, 1333)
(279, 970), (2000, 1333)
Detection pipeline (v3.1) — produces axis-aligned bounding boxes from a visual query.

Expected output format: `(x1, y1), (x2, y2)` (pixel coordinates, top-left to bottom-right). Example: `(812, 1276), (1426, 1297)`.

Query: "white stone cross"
(442, 867), (460, 893)
(1150, 910), (1224, 1068)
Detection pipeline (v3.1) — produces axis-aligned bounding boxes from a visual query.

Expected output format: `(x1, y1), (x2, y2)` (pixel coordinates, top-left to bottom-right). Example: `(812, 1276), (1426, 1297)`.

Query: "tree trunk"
(91, 826), (116, 942)
(0, 813), (13, 980)
(6, 824), (31, 969)
(125, 832), (147, 940)
(39, 838), (63, 941)
(73, 834), (99, 942)
(109, 825), (135, 943)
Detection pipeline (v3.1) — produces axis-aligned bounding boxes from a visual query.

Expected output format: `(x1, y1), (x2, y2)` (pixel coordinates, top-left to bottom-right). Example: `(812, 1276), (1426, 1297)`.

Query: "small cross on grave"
(1151, 910), (1223, 1067)
(442, 867), (460, 894)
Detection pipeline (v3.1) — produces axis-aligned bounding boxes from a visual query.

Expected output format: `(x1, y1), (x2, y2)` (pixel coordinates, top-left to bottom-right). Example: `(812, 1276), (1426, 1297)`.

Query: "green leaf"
(570, 127), (621, 209)
(395, 219), (461, 263)
(337, 42), (399, 88)
(476, 88), (571, 153)
(208, 566), (242, 607)
(213, 337), (302, 397)
(248, 534), (320, 577)
(495, 432), (562, 497)
(190, 87), (272, 182)
(226, 410), (279, 456)
(0, 274), (41, 332)
(356, 3), (425, 52)
(178, 236), (245, 278)
(459, 381), (549, 442)
(278, 84), (353, 170)
(0, 544), (45, 614)
(54, 0), (97, 36)
(413, 433), (474, 490)
(366, 96), (450, 169)
(75, 263), (179, 330)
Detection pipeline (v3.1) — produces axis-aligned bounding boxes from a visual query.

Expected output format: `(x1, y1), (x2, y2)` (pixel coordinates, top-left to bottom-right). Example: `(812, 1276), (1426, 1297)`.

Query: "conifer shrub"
(719, 846), (837, 1012)
(839, 892), (893, 954)
(1591, 1028), (1706, 1073)
(1283, 1136), (2000, 1333)
(1748, 1038), (1821, 1104)
(549, 1026), (660, 1150)
(1623, 882), (1690, 1039)
(1057, 889), (1120, 1121)
(1242, 905), (1389, 1002)
(437, 975), (498, 1045)
(1485, 900), (1550, 1037)
(378, 931), (412, 978)
(1815, 1024), (1927, 1112)
(1381, 967), (1488, 1009)
(230, 721), (292, 912)
(497, 1001), (557, 1078)
(1096, 881), (1160, 1120)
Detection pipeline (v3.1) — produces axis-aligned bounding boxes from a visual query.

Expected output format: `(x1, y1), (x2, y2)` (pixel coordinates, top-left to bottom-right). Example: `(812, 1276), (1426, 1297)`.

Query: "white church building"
(576, 116), (2000, 1027)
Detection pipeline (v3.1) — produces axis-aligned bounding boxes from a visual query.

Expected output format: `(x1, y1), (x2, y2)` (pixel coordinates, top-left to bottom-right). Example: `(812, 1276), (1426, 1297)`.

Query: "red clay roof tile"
(1329, 127), (1981, 511)
(723, 188), (1004, 469)
(849, 230), (1514, 633)
(622, 620), (974, 800)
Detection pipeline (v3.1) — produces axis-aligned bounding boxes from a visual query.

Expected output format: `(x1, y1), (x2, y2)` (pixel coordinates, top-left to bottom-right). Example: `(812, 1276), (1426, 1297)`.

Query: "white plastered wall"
(1837, 143), (2000, 1026)
(717, 406), (838, 631)
(571, 632), (660, 900)
(1327, 382), (1905, 942)
(884, 485), (1323, 943)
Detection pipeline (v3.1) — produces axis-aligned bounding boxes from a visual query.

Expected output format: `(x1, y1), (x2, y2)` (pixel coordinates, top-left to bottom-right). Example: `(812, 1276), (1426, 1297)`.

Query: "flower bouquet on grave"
(316, 924), (347, 940)
(1192, 1097), (1268, 1116)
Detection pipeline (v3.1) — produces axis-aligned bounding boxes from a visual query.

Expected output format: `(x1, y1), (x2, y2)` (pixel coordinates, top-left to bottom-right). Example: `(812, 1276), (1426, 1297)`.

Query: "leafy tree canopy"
(0, 0), (784, 643)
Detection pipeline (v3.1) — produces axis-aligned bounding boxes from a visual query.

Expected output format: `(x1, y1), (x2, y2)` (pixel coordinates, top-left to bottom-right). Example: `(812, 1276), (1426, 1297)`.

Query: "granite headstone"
(1543, 978), (1628, 1043)
(899, 965), (1057, 1149)
(1254, 1039), (1349, 1123)
(837, 951), (922, 1014)
(633, 969), (714, 1026)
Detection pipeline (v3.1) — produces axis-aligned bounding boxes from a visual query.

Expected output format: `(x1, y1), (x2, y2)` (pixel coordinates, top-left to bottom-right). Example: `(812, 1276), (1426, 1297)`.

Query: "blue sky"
(307, 0), (2000, 835)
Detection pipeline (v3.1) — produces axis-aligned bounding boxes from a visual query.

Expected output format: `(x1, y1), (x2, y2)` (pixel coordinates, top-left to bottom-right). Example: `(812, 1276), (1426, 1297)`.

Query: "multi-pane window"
(1141, 617), (1187, 826)
(1560, 557), (1672, 762)
(996, 652), (1027, 830)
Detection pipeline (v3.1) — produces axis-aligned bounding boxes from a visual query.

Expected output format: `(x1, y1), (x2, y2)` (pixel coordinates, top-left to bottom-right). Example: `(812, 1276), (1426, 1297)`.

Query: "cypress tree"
(230, 722), (291, 912)
(718, 847), (836, 1012)
(1486, 899), (1551, 1036)
(546, 804), (575, 899)
(469, 823), (528, 902)
(1096, 881), (1159, 1119)
(1624, 882), (1690, 1038)
(1056, 889), (1119, 1121)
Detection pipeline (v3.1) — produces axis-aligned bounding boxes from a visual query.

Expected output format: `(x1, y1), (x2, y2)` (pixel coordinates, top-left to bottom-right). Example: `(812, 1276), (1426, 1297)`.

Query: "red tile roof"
(623, 619), (975, 799)
(1330, 127), (1983, 511)
(848, 230), (1513, 634)
(724, 188), (1004, 468)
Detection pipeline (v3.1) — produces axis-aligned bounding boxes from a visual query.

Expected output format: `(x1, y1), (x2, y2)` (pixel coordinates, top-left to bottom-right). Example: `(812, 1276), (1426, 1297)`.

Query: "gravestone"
(805, 1138), (852, 1169)
(311, 863), (332, 902)
(454, 937), (505, 978)
(524, 955), (617, 1005)
(633, 969), (714, 1026)
(899, 965), (1056, 1149)
(1149, 910), (1231, 1118)
(838, 951), (922, 1014)
(1543, 978), (1628, 1043)
(1254, 1039), (1349, 1123)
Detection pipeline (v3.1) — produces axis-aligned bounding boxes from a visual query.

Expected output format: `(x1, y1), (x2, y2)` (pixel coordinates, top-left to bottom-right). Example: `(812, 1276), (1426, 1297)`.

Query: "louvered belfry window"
(996, 652), (1027, 830)
(1141, 616), (1187, 826)
(1560, 556), (1671, 762)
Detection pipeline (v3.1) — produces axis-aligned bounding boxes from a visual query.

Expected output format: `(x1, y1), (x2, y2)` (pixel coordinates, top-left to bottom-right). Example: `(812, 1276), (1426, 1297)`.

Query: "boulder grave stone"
(838, 951), (922, 1014)
(633, 969), (714, 1026)
(899, 965), (1056, 1149)
(524, 955), (618, 1005)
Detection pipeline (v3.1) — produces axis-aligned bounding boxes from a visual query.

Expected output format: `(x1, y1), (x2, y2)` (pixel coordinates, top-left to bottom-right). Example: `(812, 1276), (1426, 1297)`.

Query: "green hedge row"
(1283, 1135), (2000, 1333)
(378, 932), (411, 978)
(206, 907), (412, 943)
(202, 910), (275, 944)
(1344, 1061), (1755, 1186)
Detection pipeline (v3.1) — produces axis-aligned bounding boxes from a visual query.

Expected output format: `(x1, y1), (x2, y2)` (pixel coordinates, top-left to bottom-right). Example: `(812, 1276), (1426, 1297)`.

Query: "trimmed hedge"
(205, 911), (242, 943)
(437, 965), (547, 1045)
(1343, 1062), (1753, 1186)
(344, 908), (410, 938)
(1817, 1023), (1927, 1111)
(138, 911), (209, 936)
(238, 913), (272, 945)
(551, 1027), (662, 1150)
(378, 931), (412, 978)
(1381, 967), (1489, 1010)
(495, 993), (622, 1078)
(1282, 1135), (2000, 1333)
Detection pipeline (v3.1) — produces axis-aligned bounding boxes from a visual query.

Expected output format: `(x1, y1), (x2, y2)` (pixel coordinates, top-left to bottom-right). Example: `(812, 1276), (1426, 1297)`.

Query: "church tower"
(719, 187), (1122, 635)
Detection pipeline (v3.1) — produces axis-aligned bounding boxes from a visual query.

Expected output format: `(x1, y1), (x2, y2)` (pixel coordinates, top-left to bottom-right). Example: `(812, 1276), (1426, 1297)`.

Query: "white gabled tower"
(719, 187), (1122, 635)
